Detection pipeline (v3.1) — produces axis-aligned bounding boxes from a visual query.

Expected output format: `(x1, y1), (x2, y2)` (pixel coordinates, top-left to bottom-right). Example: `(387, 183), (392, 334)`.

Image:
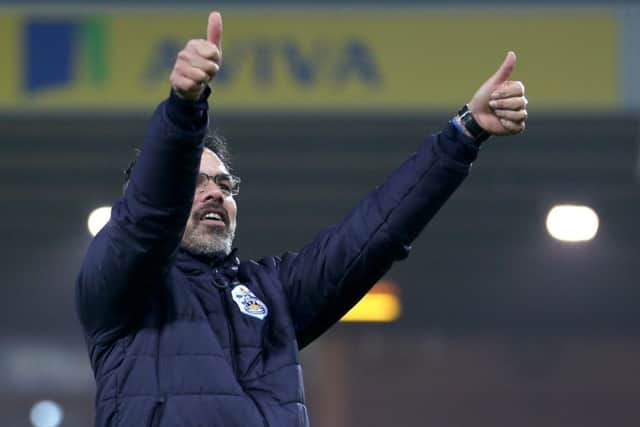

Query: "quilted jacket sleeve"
(75, 90), (209, 345)
(278, 122), (481, 348)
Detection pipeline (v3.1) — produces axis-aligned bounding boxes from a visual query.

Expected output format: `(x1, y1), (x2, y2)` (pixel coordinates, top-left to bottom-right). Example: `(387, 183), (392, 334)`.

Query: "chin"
(181, 230), (234, 257)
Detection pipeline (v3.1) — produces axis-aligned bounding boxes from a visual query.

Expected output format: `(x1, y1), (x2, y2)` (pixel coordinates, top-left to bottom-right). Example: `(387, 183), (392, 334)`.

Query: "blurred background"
(2, 0), (640, 426)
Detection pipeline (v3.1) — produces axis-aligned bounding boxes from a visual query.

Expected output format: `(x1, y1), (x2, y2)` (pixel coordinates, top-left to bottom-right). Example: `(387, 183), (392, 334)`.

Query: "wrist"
(455, 104), (490, 144)
(166, 86), (210, 131)
(452, 115), (474, 138)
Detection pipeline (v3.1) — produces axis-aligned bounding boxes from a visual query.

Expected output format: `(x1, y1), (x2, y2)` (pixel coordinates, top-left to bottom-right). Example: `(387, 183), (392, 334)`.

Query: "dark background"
(2, 111), (640, 426)
(2, 113), (640, 335)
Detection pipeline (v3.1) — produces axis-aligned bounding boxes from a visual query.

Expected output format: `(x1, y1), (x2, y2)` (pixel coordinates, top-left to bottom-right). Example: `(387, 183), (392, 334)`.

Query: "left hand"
(467, 51), (528, 136)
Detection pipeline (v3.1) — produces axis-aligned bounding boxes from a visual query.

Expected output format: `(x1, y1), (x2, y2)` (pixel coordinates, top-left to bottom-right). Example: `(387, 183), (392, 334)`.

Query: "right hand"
(170, 11), (223, 101)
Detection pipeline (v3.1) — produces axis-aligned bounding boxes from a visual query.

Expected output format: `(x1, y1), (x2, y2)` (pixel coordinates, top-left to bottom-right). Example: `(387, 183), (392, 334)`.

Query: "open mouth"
(201, 211), (226, 227)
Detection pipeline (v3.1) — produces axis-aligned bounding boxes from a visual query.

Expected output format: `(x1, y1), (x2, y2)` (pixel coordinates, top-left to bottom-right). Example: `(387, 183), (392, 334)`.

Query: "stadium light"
(341, 280), (401, 322)
(546, 205), (599, 242)
(30, 400), (63, 427)
(87, 206), (111, 237)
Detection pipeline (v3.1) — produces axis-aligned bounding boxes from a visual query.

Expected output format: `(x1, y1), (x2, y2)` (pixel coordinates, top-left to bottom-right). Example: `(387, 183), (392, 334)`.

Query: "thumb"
(207, 11), (223, 47)
(489, 51), (516, 85)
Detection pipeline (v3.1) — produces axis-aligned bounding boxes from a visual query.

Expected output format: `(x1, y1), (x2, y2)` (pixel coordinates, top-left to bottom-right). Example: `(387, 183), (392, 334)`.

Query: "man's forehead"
(201, 148), (228, 174)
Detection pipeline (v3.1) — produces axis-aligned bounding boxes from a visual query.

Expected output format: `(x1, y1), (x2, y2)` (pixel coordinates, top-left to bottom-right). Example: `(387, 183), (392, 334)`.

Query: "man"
(76, 11), (527, 427)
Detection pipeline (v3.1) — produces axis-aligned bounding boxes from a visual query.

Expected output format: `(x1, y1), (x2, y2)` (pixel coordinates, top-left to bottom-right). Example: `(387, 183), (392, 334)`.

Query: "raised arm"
(278, 52), (528, 348)
(76, 12), (224, 344)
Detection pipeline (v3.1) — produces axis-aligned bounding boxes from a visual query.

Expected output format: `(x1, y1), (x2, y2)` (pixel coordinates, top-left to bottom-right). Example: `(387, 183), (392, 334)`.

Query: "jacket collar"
(176, 247), (240, 275)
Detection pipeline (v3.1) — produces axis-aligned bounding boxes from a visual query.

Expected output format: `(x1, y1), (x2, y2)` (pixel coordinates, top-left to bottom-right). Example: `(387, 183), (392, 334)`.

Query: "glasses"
(196, 172), (241, 197)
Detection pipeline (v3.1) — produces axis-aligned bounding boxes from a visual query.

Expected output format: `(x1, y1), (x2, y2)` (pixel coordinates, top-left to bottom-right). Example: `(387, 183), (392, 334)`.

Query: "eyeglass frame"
(196, 172), (241, 197)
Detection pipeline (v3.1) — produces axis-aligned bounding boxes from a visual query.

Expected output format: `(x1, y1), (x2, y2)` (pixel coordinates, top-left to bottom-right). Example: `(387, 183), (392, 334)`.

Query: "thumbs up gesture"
(170, 12), (223, 101)
(466, 52), (528, 136)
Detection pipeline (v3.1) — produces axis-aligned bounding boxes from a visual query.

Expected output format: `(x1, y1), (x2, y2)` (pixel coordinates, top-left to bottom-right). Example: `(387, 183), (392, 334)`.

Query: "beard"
(180, 220), (236, 257)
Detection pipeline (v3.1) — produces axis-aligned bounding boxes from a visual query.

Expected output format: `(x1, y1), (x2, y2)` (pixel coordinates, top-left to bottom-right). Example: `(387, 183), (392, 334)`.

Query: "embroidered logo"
(231, 285), (268, 320)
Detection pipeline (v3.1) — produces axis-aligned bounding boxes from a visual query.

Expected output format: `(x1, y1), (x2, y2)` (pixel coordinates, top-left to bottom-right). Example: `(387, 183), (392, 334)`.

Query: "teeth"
(204, 213), (222, 221)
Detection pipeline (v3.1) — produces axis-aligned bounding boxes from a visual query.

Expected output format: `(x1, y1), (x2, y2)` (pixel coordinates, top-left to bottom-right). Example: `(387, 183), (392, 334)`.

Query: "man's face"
(181, 149), (238, 256)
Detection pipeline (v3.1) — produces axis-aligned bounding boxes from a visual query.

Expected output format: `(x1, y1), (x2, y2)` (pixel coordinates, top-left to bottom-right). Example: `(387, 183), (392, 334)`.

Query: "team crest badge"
(231, 285), (269, 320)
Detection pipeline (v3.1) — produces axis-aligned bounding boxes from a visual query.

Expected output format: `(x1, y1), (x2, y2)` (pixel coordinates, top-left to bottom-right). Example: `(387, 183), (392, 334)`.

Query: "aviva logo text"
(25, 17), (107, 92)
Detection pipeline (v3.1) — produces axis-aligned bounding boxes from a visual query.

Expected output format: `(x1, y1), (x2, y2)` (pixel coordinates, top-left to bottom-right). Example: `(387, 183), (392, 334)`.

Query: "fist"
(170, 12), (223, 101)
(467, 52), (528, 136)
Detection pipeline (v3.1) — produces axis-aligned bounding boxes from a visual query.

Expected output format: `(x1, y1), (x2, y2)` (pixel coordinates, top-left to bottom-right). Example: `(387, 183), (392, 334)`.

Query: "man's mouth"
(200, 211), (226, 227)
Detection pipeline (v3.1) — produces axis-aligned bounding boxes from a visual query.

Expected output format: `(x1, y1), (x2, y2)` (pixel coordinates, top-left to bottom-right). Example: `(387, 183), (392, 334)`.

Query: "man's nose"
(201, 180), (225, 202)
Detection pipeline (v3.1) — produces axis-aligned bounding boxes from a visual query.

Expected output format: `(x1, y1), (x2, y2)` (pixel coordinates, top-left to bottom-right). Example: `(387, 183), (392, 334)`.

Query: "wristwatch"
(457, 104), (490, 144)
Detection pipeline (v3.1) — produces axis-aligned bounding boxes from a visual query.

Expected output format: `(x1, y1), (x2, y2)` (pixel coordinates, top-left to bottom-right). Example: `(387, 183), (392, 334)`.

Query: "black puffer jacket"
(76, 90), (478, 426)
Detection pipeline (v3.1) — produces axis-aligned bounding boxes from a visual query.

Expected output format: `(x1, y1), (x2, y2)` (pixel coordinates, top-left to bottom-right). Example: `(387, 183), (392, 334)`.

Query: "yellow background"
(0, 9), (618, 111)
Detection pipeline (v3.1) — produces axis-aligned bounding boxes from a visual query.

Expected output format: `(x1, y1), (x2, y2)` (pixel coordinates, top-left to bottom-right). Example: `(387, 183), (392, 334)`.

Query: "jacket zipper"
(216, 277), (269, 427)
(153, 294), (166, 427)
(219, 286), (240, 376)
